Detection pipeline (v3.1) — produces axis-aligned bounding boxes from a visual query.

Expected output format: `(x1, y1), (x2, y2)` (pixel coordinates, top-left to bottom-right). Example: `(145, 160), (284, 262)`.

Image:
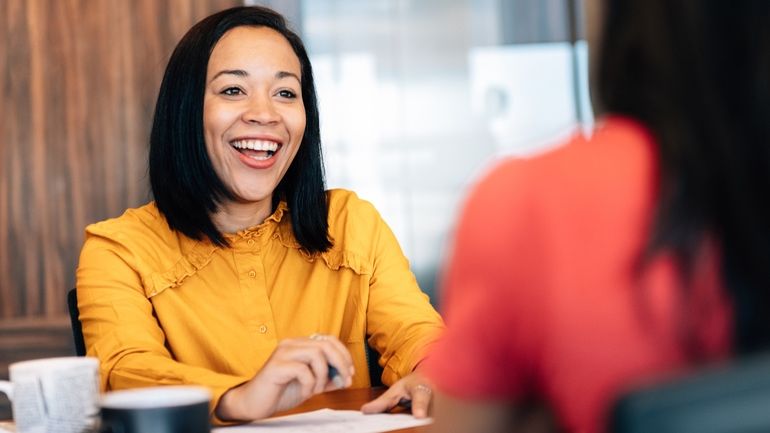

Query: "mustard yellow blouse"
(76, 189), (444, 416)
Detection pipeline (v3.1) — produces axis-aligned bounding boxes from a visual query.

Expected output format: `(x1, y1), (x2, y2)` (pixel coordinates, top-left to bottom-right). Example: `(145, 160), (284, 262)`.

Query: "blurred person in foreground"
(76, 6), (443, 424)
(425, 0), (770, 432)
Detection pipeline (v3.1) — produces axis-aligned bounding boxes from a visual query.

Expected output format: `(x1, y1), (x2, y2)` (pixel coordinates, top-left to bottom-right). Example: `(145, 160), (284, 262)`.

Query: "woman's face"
(203, 26), (305, 208)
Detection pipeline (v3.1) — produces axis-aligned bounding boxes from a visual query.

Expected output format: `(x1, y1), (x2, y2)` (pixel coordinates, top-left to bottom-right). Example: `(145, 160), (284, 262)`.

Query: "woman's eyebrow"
(209, 69), (300, 83)
(210, 69), (248, 82)
(276, 71), (300, 82)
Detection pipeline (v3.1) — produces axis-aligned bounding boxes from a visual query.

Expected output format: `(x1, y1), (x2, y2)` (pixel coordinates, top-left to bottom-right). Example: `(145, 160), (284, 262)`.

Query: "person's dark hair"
(149, 6), (332, 253)
(595, 0), (770, 353)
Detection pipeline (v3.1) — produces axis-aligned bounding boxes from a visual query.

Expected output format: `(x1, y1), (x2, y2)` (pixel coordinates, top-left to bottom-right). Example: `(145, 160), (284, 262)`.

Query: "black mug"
(99, 386), (211, 433)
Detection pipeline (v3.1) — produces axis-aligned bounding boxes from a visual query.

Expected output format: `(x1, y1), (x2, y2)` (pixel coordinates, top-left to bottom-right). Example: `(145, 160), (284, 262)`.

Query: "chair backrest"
(67, 288), (87, 356)
(610, 353), (770, 433)
(365, 341), (384, 388)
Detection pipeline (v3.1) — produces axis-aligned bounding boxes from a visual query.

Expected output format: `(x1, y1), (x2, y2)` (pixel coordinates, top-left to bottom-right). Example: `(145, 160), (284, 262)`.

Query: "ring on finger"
(414, 384), (432, 394)
(309, 333), (330, 341)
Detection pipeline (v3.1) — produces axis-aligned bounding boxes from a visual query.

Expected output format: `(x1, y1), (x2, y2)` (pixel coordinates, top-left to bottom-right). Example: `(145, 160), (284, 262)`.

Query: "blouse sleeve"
(76, 233), (249, 424)
(356, 201), (445, 385)
(425, 159), (546, 399)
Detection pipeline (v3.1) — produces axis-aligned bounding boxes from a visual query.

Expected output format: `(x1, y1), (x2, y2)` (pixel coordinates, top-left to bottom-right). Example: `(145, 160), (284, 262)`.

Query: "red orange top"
(425, 117), (732, 433)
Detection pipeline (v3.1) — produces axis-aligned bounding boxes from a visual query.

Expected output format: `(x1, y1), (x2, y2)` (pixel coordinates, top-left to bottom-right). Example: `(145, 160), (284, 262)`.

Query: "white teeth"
(231, 139), (279, 152)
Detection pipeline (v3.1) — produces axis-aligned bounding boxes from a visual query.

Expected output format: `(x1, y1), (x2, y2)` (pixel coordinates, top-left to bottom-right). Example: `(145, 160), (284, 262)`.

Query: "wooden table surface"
(275, 387), (430, 433)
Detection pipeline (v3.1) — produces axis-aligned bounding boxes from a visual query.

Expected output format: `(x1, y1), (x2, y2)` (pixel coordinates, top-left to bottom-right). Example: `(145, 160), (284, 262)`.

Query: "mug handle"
(0, 380), (12, 400)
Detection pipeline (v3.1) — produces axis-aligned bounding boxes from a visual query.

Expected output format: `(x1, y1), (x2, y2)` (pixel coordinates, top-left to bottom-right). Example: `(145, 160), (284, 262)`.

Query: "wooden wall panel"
(0, 0), (239, 320)
(0, 0), (240, 419)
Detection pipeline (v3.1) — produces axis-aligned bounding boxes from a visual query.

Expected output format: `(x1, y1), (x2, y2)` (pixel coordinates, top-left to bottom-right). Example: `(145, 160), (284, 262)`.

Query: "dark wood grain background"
(0, 0), (239, 418)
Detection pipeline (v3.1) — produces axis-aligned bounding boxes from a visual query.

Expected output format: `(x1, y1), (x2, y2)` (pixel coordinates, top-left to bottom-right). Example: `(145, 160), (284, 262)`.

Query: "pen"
(328, 364), (345, 388)
(396, 397), (412, 410)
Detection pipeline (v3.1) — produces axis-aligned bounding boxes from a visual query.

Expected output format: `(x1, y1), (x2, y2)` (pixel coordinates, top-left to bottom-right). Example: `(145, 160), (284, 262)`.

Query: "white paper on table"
(213, 409), (432, 433)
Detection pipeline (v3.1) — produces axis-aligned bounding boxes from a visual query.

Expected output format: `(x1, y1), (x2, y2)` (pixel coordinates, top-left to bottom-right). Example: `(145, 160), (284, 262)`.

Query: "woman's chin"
(224, 190), (274, 207)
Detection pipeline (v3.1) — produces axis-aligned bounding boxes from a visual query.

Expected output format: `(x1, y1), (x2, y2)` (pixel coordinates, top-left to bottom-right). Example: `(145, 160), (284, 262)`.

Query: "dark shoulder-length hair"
(149, 6), (332, 253)
(595, 0), (770, 353)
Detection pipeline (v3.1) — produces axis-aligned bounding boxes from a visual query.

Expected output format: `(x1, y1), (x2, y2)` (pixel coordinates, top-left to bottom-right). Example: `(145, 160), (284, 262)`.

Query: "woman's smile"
(229, 136), (283, 169)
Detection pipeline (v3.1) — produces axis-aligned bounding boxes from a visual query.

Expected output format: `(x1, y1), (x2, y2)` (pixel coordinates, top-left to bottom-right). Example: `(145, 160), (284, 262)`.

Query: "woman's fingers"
(361, 382), (405, 413)
(292, 361), (318, 400)
(279, 335), (354, 389)
(409, 383), (433, 418)
(269, 361), (318, 413)
(308, 334), (355, 380)
(259, 334), (355, 408)
(360, 373), (434, 418)
(322, 335), (355, 375)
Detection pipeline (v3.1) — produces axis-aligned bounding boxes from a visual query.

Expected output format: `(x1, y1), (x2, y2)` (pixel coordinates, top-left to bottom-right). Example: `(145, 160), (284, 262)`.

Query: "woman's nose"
(242, 96), (279, 124)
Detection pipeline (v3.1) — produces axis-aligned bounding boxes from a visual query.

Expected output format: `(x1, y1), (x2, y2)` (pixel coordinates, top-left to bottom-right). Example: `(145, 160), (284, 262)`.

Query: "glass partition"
(257, 0), (592, 301)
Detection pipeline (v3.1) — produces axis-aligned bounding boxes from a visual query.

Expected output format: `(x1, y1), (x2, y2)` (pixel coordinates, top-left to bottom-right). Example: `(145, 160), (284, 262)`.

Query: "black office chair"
(365, 341), (385, 388)
(67, 288), (87, 356)
(611, 353), (770, 433)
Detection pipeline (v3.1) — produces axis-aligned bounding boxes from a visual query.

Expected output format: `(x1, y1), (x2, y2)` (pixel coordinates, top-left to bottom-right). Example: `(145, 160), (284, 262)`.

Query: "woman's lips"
(230, 138), (282, 169)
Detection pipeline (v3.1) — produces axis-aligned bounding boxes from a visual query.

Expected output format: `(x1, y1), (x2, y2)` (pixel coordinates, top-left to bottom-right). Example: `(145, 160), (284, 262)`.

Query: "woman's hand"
(360, 371), (433, 418)
(216, 334), (355, 421)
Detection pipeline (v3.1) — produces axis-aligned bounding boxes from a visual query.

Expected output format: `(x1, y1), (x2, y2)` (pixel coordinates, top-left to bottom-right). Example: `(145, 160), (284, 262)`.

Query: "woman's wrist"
(214, 385), (241, 422)
(216, 383), (252, 422)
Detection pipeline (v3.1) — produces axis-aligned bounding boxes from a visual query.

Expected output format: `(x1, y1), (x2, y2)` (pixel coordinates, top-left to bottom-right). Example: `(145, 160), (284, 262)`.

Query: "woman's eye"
(221, 87), (243, 96)
(277, 89), (297, 99)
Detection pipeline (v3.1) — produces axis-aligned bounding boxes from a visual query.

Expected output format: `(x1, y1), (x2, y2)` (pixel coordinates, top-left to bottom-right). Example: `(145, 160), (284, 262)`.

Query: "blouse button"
(247, 239), (255, 246)
(259, 325), (268, 334)
(248, 270), (257, 278)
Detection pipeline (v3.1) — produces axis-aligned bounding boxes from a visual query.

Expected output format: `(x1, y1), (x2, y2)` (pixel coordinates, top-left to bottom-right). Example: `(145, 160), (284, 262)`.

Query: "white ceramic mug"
(0, 357), (100, 433)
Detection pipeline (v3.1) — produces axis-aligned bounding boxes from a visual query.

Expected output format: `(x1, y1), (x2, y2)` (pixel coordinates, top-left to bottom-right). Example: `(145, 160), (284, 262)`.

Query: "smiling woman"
(75, 6), (444, 426)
